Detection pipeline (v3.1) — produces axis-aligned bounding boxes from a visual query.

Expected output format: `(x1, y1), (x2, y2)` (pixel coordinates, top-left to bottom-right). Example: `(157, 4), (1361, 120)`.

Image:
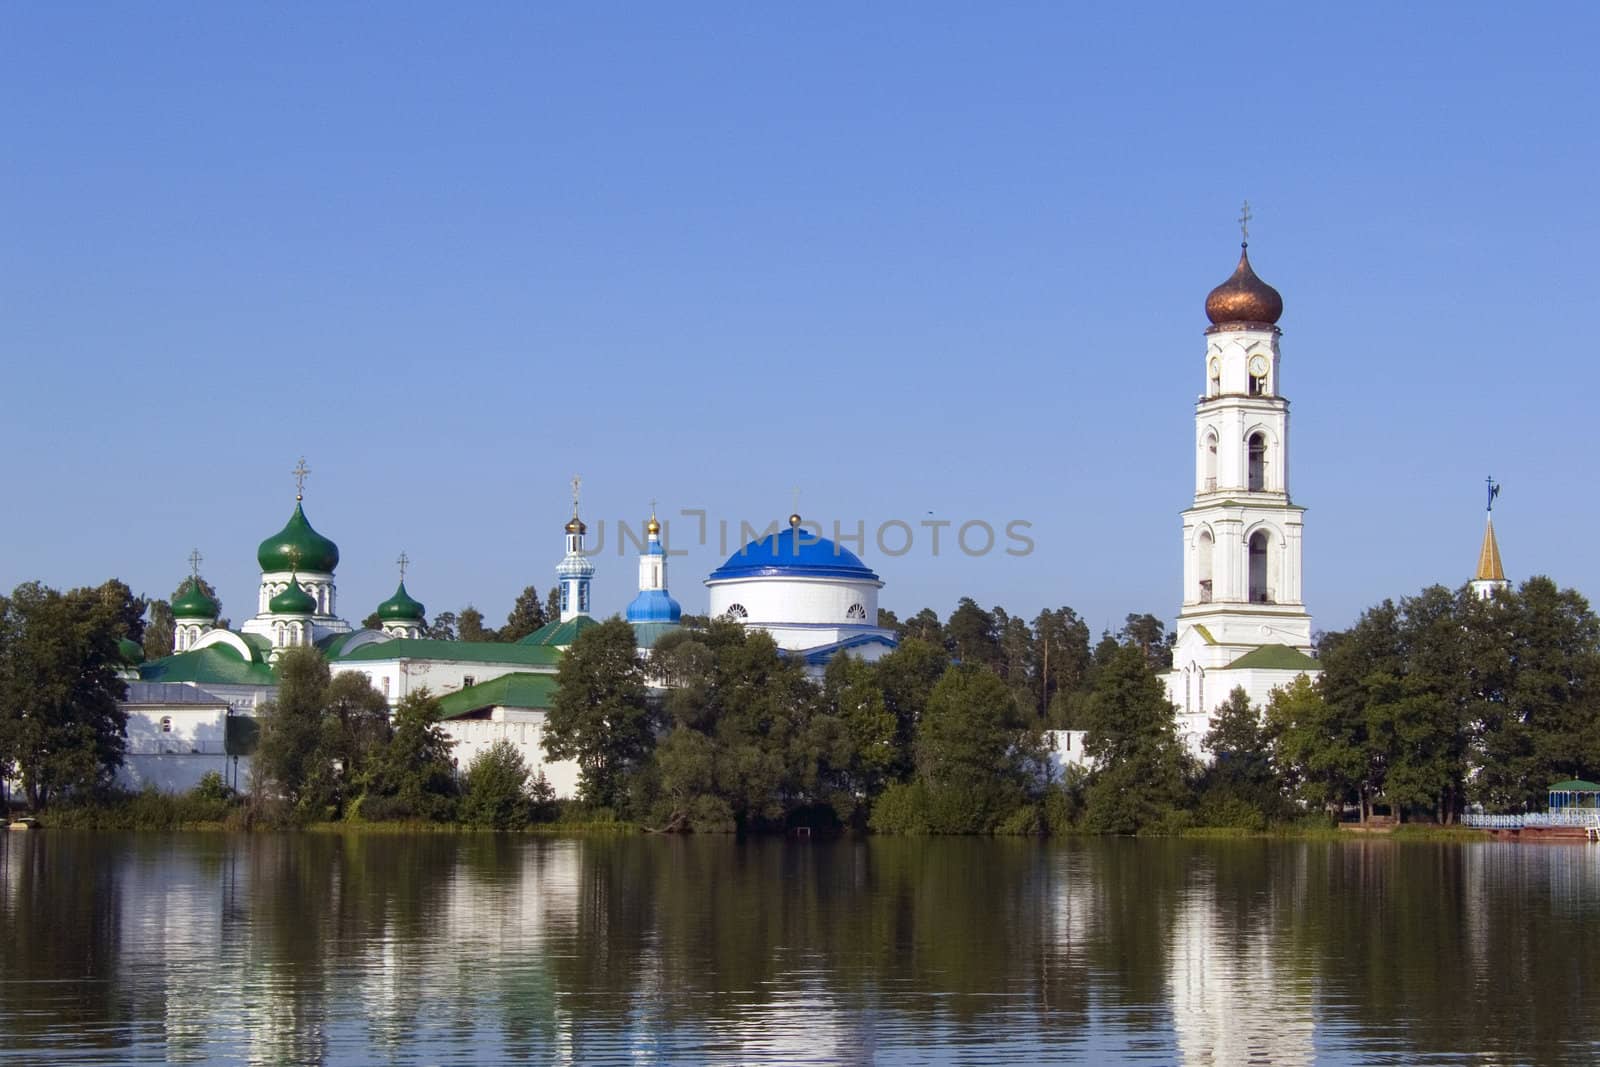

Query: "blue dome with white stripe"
(708, 523), (879, 582)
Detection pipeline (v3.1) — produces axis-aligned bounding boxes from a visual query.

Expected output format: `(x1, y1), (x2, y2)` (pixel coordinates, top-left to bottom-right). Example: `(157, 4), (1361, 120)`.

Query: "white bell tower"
(1166, 208), (1319, 749)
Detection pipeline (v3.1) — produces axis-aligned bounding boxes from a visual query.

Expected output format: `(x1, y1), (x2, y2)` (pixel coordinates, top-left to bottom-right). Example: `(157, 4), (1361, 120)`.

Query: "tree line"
(7, 574), (1600, 833)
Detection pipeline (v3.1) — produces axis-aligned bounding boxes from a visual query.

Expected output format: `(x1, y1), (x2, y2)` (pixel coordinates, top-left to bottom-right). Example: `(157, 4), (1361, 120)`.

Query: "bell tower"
(1166, 208), (1318, 746)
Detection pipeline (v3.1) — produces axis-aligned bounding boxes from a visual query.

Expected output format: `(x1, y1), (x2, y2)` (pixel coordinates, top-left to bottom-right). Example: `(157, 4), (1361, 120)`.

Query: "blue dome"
(627, 588), (682, 623)
(708, 527), (880, 582)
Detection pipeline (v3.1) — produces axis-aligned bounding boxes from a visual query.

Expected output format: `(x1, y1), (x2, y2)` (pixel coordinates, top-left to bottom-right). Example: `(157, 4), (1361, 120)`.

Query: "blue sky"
(3, 3), (1597, 635)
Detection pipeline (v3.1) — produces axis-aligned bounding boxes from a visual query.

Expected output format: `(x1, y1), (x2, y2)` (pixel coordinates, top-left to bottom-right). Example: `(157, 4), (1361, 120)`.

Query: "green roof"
(1225, 644), (1320, 671)
(138, 644), (277, 687)
(436, 673), (559, 720)
(170, 577), (220, 620)
(376, 580), (426, 622)
(518, 615), (599, 648)
(257, 501), (340, 574)
(1549, 779), (1600, 792)
(336, 638), (561, 668)
(269, 575), (317, 614)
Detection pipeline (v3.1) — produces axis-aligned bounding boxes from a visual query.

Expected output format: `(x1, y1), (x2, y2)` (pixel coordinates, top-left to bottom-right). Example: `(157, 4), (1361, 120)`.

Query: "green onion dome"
(269, 575), (317, 615)
(117, 637), (146, 666)
(257, 502), (340, 574)
(376, 580), (426, 622)
(170, 577), (219, 620)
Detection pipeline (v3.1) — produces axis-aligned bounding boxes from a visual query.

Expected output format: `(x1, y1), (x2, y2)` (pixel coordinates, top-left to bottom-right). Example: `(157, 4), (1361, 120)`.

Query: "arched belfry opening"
(1204, 431), (1218, 491)
(1248, 530), (1270, 603)
(1248, 432), (1267, 492)
(1197, 529), (1214, 603)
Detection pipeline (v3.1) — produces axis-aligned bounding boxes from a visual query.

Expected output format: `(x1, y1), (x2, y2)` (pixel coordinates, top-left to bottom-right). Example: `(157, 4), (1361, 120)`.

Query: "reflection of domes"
(171, 577), (219, 620)
(257, 503), (340, 574)
(1205, 245), (1283, 327)
(269, 576), (317, 615)
(376, 581), (426, 622)
(708, 527), (879, 582)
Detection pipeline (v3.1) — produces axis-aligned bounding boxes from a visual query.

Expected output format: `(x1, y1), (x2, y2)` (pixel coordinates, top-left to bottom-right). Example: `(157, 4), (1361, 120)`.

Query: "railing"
(1463, 811), (1600, 829)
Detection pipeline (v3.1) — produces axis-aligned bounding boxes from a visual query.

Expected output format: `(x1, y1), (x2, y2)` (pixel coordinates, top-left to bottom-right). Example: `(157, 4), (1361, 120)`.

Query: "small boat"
(6, 817), (41, 831)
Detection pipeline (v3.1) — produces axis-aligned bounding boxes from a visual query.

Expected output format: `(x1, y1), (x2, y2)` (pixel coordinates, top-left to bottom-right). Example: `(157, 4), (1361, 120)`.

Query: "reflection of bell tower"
(1167, 207), (1317, 733)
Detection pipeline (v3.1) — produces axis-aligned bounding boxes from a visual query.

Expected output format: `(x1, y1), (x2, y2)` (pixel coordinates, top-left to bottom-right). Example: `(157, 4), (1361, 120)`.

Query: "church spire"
(556, 474), (595, 622)
(1472, 477), (1509, 598)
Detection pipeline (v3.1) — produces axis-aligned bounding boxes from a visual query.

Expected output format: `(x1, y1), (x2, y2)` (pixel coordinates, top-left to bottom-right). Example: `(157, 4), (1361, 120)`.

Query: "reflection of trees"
(0, 832), (131, 1058)
(15, 834), (1600, 1062)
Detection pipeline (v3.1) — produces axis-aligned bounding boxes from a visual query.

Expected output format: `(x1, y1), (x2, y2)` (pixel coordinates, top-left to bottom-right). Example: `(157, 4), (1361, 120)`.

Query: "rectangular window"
(463, 675), (476, 689)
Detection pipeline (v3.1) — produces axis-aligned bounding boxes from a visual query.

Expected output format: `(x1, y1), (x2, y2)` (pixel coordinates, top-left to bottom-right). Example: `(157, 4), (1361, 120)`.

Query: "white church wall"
(440, 710), (581, 799)
(708, 575), (879, 629)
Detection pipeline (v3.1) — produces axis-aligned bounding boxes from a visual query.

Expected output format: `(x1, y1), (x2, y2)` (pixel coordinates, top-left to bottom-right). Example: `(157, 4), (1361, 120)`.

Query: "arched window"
(560, 586), (570, 614)
(1249, 530), (1270, 603)
(1184, 667), (1192, 713)
(846, 603), (867, 620)
(1204, 431), (1218, 491)
(724, 603), (748, 621)
(1196, 667), (1205, 712)
(1248, 432), (1267, 491)
(1197, 529), (1214, 603)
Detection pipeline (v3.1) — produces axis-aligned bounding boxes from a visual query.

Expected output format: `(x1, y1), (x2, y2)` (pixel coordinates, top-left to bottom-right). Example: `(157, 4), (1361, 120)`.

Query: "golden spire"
(1476, 515), (1505, 582)
(646, 499), (660, 536)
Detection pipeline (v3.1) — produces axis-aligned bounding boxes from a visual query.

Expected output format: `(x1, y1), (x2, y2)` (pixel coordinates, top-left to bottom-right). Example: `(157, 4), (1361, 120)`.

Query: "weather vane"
(1238, 200), (1253, 245)
(188, 548), (203, 578)
(293, 458), (311, 501)
(1486, 475), (1501, 513)
(396, 551), (410, 581)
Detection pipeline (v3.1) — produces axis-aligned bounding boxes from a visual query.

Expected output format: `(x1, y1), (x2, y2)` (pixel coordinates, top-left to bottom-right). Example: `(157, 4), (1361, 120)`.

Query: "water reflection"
(4, 832), (1600, 1064)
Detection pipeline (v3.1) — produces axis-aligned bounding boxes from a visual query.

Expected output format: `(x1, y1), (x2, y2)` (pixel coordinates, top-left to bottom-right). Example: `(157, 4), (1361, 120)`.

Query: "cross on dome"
(188, 548), (203, 578)
(396, 550), (410, 580)
(293, 458), (311, 501)
(1238, 200), (1253, 244)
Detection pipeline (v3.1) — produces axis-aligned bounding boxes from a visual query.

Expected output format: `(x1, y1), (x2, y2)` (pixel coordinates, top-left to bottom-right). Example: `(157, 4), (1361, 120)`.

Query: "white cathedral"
(1162, 236), (1322, 751)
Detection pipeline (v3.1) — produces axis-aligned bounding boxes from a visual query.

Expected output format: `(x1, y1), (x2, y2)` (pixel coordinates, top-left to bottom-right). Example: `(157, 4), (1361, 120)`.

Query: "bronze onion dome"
(1205, 244), (1283, 327)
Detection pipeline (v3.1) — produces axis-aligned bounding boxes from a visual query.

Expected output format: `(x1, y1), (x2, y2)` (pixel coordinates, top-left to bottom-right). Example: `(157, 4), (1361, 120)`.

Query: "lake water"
(3, 832), (1599, 1065)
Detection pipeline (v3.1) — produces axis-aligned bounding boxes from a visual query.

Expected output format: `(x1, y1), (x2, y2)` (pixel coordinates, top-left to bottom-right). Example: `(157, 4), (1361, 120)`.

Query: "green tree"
(0, 580), (141, 810)
(458, 605), (492, 643)
(544, 586), (561, 625)
(902, 608), (944, 646)
(1199, 686), (1283, 825)
(899, 665), (1040, 834)
(1033, 606), (1092, 719)
(144, 599), (176, 660)
(501, 586), (549, 643)
(543, 617), (652, 812)
(1120, 613), (1175, 670)
(1080, 644), (1189, 834)
(820, 655), (898, 817)
(1267, 673), (1361, 817)
(425, 611), (458, 641)
(322, 670), (391, 803)
(362, 688), (458, 820)
(360, 610), (382, 630)
(946, 598), (999, 669)
(1472, 578), (1600, 811)
(460, 739), (532, 829)
(253, 647), (334, 815)
(875, 637), (950, 779)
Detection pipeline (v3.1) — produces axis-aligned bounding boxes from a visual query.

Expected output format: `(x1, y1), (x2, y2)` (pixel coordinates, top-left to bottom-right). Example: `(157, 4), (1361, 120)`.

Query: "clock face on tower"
(1248, 354), (1269, 378)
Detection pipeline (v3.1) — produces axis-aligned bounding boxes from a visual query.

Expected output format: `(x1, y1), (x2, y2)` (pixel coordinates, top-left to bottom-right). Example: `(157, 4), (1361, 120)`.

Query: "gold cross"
(292, 458), (311, 500)
(396, 551), (410, 580)
(1238, 200), (1253, 243)
(571, 473), (582, 515)
(188, 548), (203, 578)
